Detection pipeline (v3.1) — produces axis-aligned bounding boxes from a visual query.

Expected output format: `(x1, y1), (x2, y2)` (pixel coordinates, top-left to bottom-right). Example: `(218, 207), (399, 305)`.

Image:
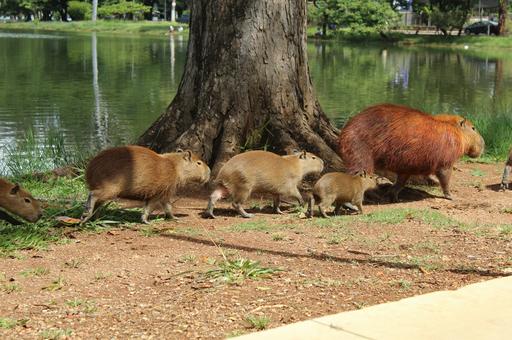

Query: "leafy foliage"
(67, 0), (91, 21)
(98, 1), (151, 20)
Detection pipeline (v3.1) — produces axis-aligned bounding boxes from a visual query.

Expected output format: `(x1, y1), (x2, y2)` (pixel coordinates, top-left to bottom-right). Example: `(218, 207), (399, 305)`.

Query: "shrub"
(68, 1), (92, 21)
(98, 1), (151, 20)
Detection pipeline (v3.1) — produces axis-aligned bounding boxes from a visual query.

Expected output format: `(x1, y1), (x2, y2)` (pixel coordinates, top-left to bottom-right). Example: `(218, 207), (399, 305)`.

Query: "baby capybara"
(339, 104), (485, 201)
(307, 171), (379, 218)
(500, 148), (512, 190)
(204, 150), (324, 218)
(82, 146), (210, 224)
(0, 178), (42, 222)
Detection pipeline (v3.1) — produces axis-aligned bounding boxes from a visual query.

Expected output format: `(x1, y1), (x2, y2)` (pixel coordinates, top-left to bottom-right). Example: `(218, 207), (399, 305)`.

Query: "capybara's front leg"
(290, 187), (305, 206)
(163, 201), (178, 220)
(203, 186), (229, 219)
(141, 199), (159, 224)
(501, 165), (512, 190)
(388, 174), (410, 202)
(436, 167), (453, 200)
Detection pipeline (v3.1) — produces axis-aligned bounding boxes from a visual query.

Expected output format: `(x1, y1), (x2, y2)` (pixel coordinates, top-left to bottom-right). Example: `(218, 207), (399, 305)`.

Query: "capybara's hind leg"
(388, 174), (410, 202)
(232, 188), (253, 218)
(306, 194), (315, 218)
(204, 186), (229, 219)
(436, 167), (453, 200)
(163, 201), (178, 220)
(289, 187), (305, 206)
(233, 202), (254, 218)
(501, 165), (512, 190)
(141, 199), (159, 224)
(273, 195), (284, 214)
(80, 192), (102, 225)
(334, 201), (343, 215)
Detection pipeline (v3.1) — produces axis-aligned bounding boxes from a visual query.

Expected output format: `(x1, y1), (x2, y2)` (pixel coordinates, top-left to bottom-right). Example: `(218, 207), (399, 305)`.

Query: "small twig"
(347, 249), (372, 256)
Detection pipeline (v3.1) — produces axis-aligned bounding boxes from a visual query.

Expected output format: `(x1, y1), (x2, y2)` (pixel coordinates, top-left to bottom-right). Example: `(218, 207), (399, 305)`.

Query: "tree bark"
(138, 0), (342, 174)
(498, 0), (508, 36)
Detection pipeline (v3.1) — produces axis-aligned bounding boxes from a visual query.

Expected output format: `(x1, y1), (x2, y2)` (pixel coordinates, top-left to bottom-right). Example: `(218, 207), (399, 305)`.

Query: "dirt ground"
(1, 161), (511, 339)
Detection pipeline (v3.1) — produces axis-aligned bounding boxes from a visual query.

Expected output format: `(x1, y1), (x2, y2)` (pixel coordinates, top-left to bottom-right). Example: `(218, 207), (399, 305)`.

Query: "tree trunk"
(92, 0), (98, 22)
(498, 0), (508, 36)
(138, 0), (342, 174)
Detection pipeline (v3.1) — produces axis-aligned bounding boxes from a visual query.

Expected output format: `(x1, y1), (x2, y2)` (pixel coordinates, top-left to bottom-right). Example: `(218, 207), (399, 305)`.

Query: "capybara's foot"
(241, 212), (255, 218)
(273, 207), (284, 215)
(141, 216), (150, 224)
(500, 182), (508, 191)
(443, 193), (453, 200)
(202, 211), (216, 219)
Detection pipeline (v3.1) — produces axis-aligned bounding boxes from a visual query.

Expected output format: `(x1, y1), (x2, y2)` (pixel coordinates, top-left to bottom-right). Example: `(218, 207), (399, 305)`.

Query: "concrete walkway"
(238, 276), (512, 340)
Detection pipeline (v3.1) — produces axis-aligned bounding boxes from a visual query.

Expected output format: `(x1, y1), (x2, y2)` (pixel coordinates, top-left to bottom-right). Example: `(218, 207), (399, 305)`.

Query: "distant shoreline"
(0, 20), (189, 37)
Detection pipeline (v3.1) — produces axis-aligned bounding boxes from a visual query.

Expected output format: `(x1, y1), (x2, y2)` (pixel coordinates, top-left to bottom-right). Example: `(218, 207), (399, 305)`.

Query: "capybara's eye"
(197, 161), (202, 165)
(312, 156), (316, 159)
(24, 198), (31, 204)
(472, 126), (475, 131)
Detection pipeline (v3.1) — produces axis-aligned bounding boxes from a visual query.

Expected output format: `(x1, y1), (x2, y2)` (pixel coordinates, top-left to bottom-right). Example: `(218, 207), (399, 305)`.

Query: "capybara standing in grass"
(204, 150), (324, 218)
(339, 104), (485, 201)
(307, 171), (380, 218)
(0, 178), (42, 222)
(500, 148), (512, 190)
(82, 146), (210, 224)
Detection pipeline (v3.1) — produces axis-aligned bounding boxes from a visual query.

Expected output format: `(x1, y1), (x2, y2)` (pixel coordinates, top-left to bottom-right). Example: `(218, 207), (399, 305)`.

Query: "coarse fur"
(82, 146), (210, 224)
(307, 171), (379, 218)
(0, 178), (42, 223)
(204, 150), (324, 218)
(500, 147), (512, 190)
(338, 104), (485, 201)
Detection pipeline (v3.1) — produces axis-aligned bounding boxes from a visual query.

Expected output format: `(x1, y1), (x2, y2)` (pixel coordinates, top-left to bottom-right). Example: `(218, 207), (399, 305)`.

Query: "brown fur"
(0, 178), (42, 223)
(307, 172), (379, 217)
(82, 146), (210, 224)
(205, 150), (324, 218)
(338, 104), (485, 200)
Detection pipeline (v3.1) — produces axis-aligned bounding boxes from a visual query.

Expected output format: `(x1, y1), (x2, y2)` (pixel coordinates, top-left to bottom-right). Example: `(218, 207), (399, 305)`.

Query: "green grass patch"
(39, 327), (73, 339)
(20, 267), (50, 278)
(361, 208), (461, 228)
(1, 282), (21, 294)
(42, 277), (66, 291)
(228, 220), (272, 232)
(205, 258), (282, 285)
(0, 317), (23, 329)
(244, 315), (271, 330)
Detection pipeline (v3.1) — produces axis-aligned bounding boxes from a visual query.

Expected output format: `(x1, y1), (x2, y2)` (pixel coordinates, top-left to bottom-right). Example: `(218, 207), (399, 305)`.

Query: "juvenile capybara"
(0, 178), (42, 222)
(204, 150), (324, 218)
(500, 148), (512, 190)
(307, 171), (379, 218)
(339, 104), (485, 201)
(82, 146), (210, 224)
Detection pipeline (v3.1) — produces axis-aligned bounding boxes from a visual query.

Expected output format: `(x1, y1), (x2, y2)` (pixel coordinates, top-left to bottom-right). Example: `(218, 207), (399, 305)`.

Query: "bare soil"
(1, 161), (511, 339)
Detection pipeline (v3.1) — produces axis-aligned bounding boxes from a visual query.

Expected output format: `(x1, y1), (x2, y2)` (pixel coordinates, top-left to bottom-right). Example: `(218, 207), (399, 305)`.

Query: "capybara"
(204, 150), (324, 218)
(500, 148), (512, 190)
(339, 104), (485, 201)
(0, 178), (42, 222)
(307, 171), (379, 218)
(82, 146), (211, 224)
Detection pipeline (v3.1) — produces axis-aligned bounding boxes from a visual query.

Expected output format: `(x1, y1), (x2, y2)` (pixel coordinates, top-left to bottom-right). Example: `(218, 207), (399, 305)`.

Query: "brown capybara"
(204, 150), (324, 218)
(82, 146), (210, 224)
(0, 178), (42, 222)
(500, 148), (512, 190)
(339, 104), (485, 201)
(307, 171), (380, 218)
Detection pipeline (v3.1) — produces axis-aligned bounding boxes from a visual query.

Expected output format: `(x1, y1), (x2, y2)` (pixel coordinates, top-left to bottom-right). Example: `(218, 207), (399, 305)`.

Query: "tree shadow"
(160, 233), (508, 278)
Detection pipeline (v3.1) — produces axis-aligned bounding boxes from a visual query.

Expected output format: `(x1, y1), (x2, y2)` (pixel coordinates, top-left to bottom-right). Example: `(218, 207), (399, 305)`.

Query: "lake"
(1, 30), (511, 173)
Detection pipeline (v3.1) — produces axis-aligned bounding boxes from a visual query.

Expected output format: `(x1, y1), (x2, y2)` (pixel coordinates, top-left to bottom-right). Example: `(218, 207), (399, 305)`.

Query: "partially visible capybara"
(500, 148), (512, 190)
(204, 150), (324, 218)
(339, 104), (485, 201)
(307, 171), (380, 218)
(82, 146), (211, 224)
(0, 178), (42, 222)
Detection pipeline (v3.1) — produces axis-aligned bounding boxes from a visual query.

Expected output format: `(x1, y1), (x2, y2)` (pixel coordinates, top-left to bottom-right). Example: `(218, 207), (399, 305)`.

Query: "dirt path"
(1, 161), (511, 339)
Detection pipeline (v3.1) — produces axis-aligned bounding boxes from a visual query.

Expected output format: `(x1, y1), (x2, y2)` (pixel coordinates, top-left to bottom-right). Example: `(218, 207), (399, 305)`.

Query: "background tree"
(412, 0), (474, 36)
(498, 0), (508, 35)
(138, 0), (343, 173)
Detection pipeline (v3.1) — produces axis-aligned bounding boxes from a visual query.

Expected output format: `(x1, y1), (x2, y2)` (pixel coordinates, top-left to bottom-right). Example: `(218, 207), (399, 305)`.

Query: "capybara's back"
(0, 178), (42, 222)
(339, 104), (484, 175)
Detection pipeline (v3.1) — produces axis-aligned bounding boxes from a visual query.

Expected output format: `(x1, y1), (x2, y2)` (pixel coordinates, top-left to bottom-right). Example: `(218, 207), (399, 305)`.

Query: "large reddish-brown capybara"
(338, 104), (485, 201)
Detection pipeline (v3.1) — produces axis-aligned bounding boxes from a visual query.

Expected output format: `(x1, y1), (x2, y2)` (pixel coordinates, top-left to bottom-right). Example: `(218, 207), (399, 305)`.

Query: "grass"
(0, 317), (25, 329)
(205, 258), (282, 285)
(20, 267), (50, 277)
(0, 19), (188, 37)
(65, 298), (97, 313)
(393, 279), (412, 291)
(360, 208), (462, 229)
(228, 220), (272, 233)
(1, 283), (21, 293)
(42, 277), (66, 291)
(245, 315), (271, 330)
(39, 328), (73, 339)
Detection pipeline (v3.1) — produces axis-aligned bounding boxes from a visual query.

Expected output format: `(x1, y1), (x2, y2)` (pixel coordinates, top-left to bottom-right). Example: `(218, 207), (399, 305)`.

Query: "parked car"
(464, 21), (499, 35)
(176, 14), (189, 23)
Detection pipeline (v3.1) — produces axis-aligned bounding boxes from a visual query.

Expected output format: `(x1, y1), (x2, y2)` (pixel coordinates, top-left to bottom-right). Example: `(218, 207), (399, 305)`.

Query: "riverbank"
(0, 20), (188, 36)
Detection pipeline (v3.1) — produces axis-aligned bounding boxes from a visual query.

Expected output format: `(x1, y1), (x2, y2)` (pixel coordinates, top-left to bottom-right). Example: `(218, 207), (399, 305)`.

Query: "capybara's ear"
(176, 148), (184, 153)
(183, 150), (192, 161)
(459, 118), (467, 127)
(10, 183), (20, 195)
(300, 150), (307, 159)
